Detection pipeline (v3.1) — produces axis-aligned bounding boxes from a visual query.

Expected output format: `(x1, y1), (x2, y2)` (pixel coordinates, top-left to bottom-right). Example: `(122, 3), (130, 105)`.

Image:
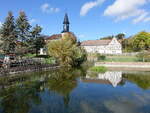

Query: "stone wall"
(95, 62), (150, 69)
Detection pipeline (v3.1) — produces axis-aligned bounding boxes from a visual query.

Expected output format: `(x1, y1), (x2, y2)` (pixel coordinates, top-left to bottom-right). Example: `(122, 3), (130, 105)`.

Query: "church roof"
(81, 39), (112, 46)
(45, 34), (62, 40)
(63, 13), (70, 24)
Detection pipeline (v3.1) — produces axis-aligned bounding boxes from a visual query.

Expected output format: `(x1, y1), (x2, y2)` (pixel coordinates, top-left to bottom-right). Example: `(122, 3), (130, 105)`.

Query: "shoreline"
(95, 62), (150, 71)
(0, 64), (60, 76)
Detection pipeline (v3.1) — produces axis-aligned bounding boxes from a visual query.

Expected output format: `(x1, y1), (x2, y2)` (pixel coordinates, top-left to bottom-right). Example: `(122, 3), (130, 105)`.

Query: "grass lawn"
(100, 55), (138, 62)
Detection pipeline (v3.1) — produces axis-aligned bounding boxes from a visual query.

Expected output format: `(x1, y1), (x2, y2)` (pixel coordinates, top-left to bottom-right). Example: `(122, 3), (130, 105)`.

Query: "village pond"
(0, 68), (150, 113)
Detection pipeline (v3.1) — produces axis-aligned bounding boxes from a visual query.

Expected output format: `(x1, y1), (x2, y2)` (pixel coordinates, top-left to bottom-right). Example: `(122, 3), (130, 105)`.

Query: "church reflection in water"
(82, 71), (124, 87)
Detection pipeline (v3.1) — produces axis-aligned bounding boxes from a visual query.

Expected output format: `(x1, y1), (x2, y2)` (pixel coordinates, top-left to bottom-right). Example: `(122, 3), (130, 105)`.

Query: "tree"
(16, 11), (31, 44)
(132, 31), (150, 51)
(115, 33), (125, 40)
(30, 24), (45, 55)
(47, 34), (87, 67)
(0, 12), (17, 54)
(100, 35), (113, 40)
(31, 24), (42, 38)
(136, 51), (150, 62)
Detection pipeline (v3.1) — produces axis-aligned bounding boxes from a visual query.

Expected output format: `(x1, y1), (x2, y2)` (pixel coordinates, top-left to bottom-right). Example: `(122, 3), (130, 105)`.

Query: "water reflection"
(0, 69), (150, 113)
(84, 71), (123, 87)
(123, 72), (150, 90)
(0, 81), (43, 113)
(83, 71), (150, 89)
(0, 68), (83, 113)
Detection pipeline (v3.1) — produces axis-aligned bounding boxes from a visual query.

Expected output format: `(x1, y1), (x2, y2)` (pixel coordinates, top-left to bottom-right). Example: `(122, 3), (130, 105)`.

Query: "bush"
(47, 37), (87, 67)
(97, 53), (106, 61)
(136, 51), (150, 62)
(43, 57), (55, 64)
(89, 66), (107, 73)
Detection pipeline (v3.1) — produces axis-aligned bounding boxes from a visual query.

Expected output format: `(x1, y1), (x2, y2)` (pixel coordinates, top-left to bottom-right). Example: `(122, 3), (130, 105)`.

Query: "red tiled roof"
(81, 39), (112, 46)
(46, 34), (62, 40)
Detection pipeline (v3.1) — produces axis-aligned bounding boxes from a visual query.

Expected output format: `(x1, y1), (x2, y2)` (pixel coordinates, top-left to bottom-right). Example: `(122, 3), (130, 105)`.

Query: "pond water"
(0, 68), (150, 113)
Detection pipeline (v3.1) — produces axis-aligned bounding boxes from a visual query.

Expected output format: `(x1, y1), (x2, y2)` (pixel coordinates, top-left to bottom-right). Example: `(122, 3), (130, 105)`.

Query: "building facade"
(81, 38), (122, 54)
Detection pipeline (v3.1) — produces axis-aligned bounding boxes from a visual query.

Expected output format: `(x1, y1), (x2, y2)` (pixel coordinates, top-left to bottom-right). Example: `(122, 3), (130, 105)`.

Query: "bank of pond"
(0, 68), (150, 113)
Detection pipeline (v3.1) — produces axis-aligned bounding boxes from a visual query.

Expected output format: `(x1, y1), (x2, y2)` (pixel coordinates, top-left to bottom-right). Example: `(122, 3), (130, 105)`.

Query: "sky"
(0, 0), (150, 41)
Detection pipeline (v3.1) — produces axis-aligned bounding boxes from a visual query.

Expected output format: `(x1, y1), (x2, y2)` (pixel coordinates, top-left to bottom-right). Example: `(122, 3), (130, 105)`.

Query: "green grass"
(42, 57), (55, 64)
(24, 53), (36, 58)
(24, 54), (55, 64)
(89, 66), (107, 73)
(100, 55), (138, 62)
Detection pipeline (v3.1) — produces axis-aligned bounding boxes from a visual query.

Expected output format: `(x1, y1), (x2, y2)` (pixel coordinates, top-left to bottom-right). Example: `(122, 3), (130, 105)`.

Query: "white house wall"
(82, 38), (122, 54)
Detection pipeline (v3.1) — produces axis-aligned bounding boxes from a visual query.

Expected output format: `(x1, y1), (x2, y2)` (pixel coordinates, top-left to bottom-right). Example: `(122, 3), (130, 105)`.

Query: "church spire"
(62, 13), (70, 33)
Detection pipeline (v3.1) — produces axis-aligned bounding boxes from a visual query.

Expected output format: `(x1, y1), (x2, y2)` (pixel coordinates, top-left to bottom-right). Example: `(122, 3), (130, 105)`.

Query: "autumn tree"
(132, 31), (150, 51)
(47, 34), (87, 67)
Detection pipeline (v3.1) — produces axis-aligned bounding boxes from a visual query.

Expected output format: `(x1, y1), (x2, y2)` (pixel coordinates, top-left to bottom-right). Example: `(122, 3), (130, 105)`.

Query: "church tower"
(62, 13), (70, 33)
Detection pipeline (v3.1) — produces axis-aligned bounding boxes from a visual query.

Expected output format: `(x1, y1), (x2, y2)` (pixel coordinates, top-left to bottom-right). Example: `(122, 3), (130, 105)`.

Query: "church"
(44, 13), (122, 55)
(45, 13), (76, 42)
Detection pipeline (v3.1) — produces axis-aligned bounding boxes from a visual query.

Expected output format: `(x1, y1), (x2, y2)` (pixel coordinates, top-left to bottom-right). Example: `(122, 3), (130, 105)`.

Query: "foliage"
(42, 57), (55, 64)
(136, 51), (150, 62)
(29, 24), (45, 55)
(0, 12), (17, 54)
(103, 55), (138, 62)
(16, 11), (31, 43)
(89, 66), (107, 73)
(100, 35), (113, 40)
(132, 31), (150, 51)
(100, 33), (125, 40)
(115, 33), (125, 40)
(97, 53), (106, 61)
(0, 11), (43, 56)
(23, 53), (36, 58)
(122, 38), (133, 52)
(47, 35), (87, 67)
(62, 32), (77, 43)
(123, 72), (150, 90)
(122, 31), (150, 52)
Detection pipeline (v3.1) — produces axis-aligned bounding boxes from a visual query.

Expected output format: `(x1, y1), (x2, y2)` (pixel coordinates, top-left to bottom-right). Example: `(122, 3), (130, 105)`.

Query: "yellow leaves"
(62, 32), (77, 44)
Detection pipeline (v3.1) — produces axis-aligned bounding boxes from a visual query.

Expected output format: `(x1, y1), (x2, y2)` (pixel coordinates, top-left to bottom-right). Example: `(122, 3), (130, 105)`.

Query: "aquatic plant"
(89, 66), (107, 73)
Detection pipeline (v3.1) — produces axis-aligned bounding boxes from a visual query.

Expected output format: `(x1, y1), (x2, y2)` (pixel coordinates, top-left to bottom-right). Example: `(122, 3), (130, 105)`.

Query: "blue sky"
(0, 0), (150, 41)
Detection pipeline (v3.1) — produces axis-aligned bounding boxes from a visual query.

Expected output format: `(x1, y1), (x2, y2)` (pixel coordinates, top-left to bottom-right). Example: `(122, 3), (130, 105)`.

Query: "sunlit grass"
(89, 66), (107, 73)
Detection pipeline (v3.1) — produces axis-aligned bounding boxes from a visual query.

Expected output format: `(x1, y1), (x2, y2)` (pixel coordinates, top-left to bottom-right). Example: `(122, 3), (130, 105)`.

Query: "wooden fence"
(0, 58), (58, 76)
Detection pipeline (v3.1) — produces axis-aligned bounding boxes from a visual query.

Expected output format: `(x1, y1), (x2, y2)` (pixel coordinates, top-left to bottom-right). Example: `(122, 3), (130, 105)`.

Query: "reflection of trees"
(0, 67), (86, 112)
(123, 73), (150, 90)
(0, 81), (42, 113)
(45, 68), (80, 107)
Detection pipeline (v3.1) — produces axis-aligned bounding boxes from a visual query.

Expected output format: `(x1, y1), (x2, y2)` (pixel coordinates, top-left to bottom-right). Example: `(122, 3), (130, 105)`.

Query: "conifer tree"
(30, 24), (45, 55)
(0, 11), (17, 54)
(16, 11), (31, 44)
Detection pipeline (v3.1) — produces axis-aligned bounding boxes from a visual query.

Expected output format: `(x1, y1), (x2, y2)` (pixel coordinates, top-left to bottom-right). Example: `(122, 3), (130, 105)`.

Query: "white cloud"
(144, 17), (150, 22)
(79, 34), (86, 38)
(41, 3), (60, 14)
(80, 0), (105, 16)
(133, 12), (150, 23)
(29, 19), (37, 24)
(104, 0), (150, 23)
